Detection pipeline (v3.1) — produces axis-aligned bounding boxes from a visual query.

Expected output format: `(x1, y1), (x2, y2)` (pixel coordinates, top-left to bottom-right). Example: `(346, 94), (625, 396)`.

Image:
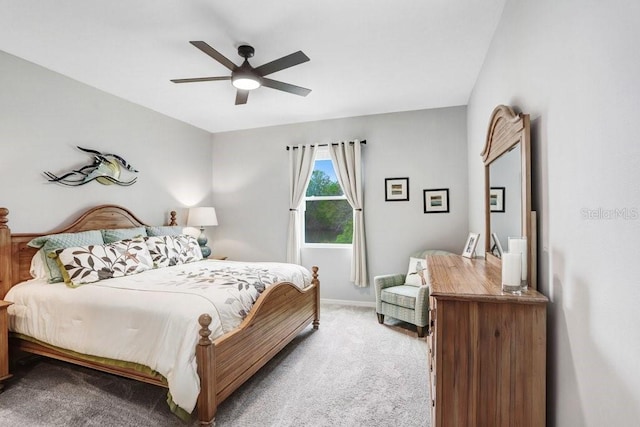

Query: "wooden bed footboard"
(0, 205), (321, 426)
(196, 267), (320, 426)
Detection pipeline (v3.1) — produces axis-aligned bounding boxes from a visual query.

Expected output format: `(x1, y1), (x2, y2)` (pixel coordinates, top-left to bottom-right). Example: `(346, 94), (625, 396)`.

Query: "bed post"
(169, 211), (177, 226)
(0, 208), (11, 299)
(196, 314), (216, 427)
(312, 266), (320, 329)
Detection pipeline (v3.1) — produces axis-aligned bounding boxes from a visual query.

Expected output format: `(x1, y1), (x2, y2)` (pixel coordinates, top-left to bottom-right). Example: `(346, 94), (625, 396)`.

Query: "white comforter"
(5, 259), (312, 414)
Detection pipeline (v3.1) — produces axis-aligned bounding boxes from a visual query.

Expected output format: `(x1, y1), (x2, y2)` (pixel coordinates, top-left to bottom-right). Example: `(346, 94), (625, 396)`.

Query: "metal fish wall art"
(44, 146), (139, 186)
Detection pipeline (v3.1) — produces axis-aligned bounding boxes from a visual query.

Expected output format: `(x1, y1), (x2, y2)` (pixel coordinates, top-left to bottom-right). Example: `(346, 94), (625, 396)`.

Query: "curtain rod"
(285, 140), (366, 150)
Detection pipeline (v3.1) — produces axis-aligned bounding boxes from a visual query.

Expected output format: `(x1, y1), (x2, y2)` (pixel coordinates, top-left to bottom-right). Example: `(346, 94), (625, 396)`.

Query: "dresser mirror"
(481, 105), (536, 290)
(489, 144), (522, 254)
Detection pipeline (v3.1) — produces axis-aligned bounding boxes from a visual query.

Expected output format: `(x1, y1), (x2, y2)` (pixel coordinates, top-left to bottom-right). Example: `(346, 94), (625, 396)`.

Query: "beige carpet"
(0, 304), (430, 427)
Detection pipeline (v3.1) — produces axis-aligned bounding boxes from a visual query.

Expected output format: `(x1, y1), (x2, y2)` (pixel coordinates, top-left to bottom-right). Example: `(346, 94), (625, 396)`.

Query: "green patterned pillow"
(101, 227), (147, 243)
(145, 225), (184, 237)
(28, 230), (104, 283)
(54, 237), (153, 287)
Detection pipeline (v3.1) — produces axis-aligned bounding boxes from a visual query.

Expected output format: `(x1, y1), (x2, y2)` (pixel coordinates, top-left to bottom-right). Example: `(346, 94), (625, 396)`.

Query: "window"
(303, 148), (353, 245)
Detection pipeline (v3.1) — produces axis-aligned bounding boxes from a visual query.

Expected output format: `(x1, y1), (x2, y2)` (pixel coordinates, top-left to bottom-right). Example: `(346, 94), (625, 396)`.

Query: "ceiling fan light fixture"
(232, 60), (261, 90)
(172, 41), (310, 104)
(232, 76), (261, 90)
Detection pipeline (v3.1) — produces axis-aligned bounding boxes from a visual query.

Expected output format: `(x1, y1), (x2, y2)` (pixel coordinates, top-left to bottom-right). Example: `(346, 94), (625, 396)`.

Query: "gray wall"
(212, 107), (468, 303)
(0, 50), (213, 231)
(467, 1), (640, 425)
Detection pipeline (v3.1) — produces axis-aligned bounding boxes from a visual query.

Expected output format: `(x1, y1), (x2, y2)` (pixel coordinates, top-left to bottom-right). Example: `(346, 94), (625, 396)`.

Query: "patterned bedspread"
(92, 260), (311, 334)
(5, 259), (312, 414)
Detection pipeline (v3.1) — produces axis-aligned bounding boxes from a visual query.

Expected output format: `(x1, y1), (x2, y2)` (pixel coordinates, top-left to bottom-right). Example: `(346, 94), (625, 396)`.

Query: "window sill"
(302, 244), (352, 249)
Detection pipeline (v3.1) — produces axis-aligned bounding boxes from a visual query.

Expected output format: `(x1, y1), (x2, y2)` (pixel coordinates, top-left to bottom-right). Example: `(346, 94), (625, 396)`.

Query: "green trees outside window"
(304, 166), (353, 244)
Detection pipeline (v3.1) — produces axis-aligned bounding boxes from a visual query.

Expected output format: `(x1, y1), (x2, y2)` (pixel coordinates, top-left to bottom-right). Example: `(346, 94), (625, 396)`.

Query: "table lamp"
(187, 207), (218, 258)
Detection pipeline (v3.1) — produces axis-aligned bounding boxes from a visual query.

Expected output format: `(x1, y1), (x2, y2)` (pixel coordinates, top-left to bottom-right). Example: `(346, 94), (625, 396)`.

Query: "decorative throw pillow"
(101, 227), (147, 243)
(145, 235), (203, 267)
(28, 230), (104, 283)
(173, 235), (203, 264)
(405, 257), (428, 287)
(145, 225), (184, 237)
(54, 237), (153, 287)
(145, 235), (182, 268)
(29, 249), (48, 280)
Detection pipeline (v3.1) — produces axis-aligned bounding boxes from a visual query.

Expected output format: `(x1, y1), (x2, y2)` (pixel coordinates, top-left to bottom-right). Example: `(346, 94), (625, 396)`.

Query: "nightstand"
(0, 300), (12, 392)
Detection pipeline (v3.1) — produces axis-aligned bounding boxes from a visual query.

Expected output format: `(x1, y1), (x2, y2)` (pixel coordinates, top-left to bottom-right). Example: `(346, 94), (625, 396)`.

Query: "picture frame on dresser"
(490, 232), (503, 258)
(461, 232), (479, 258)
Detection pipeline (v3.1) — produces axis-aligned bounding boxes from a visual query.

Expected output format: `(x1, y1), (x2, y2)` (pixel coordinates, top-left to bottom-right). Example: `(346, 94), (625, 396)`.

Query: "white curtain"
(286, 144), (317, 264)
(329, 140), (368, 287)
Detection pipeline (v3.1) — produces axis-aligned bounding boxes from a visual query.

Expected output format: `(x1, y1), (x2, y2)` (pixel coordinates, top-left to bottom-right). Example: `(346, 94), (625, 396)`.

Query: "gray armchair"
(374, 273), (429, 337)
(375, 250), (452, 338)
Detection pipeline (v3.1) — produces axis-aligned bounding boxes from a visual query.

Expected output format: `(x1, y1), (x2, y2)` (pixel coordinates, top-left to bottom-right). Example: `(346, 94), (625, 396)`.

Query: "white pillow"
(405, 257), (428, 287)
(29, 249), (48, 280)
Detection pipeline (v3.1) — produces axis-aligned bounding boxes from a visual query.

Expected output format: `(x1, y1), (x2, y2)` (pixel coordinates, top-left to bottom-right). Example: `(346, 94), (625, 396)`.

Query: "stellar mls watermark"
(581, 207), (639, 220)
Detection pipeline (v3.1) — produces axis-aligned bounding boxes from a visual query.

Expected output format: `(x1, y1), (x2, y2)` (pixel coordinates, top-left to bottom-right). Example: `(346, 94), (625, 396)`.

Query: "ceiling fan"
(171, 41), (311, 105)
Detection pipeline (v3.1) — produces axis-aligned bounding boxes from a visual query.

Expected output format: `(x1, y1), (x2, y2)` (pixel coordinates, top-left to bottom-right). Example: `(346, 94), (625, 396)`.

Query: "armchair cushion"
(381, 285), (420, 309)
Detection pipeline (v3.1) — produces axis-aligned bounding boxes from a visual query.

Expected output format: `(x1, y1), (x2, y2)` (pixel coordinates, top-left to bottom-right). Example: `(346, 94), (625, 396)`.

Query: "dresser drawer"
(428, 297), (436, 356)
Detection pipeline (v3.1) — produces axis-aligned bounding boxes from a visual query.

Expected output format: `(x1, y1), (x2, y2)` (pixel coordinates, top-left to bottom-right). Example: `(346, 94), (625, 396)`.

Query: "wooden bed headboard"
(0, 205), (177, 299)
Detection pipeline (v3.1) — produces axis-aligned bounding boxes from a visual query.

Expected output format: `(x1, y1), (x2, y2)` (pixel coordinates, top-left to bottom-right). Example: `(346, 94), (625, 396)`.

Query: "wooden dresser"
(0, 300), (12, 392)
(426, 255), (547, 427)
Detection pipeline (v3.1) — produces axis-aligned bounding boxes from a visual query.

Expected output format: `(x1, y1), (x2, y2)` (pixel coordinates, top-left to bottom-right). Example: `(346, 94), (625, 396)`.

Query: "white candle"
(502, 253), (522, 288)
(508, 237), (527, 282)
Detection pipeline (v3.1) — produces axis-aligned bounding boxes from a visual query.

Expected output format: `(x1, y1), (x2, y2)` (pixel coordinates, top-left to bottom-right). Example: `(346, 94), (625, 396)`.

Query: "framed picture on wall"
(385, 177), (409, 201)
(423, 188), (449, 213)
(462, 232), (480, 258)
(490, 187), (505, 212)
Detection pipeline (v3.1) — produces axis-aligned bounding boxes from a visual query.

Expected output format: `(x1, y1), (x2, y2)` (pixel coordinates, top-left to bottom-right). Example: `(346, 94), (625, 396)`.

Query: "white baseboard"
(320, 298), (376, 308)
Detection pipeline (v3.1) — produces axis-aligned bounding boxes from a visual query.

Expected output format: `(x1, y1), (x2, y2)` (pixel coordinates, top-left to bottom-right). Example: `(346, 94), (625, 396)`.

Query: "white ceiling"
(0, 1), (505, 134)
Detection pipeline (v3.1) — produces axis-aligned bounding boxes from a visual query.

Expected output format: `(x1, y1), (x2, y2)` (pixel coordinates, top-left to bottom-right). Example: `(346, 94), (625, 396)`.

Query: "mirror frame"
(481, 105), (536, 290)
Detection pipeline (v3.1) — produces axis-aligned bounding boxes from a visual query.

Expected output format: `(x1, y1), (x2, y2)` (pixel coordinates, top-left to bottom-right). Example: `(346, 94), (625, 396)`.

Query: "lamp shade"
(187, 207), (218, 227)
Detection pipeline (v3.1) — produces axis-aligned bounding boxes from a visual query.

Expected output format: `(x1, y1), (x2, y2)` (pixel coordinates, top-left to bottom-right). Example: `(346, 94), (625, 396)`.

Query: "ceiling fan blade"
(254, 51), (310, 76)
(170, 76), (231, 83)
(190, 41), (237, 71)
(235, 90), (249, 105)
(261, 78), (311, 97)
